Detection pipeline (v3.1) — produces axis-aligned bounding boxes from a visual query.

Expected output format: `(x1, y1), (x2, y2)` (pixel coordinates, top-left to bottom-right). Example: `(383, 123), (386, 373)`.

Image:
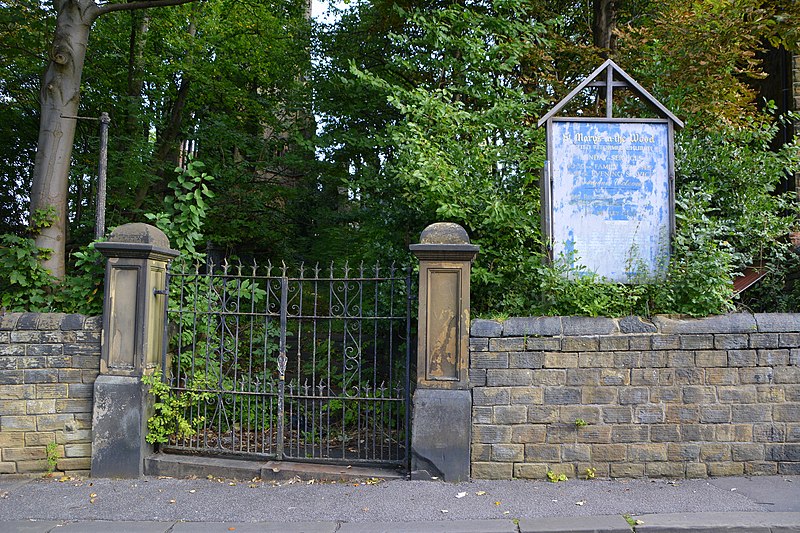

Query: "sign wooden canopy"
(538, 59), (684, 128)
(538, 60), (683, 283)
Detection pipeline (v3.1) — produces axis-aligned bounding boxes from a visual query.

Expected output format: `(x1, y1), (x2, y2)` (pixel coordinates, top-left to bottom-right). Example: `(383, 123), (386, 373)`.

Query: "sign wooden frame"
(538, 60), (683, 282)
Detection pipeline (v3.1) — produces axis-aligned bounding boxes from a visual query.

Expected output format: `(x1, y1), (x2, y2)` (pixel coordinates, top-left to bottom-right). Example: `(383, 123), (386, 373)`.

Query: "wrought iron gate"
(160, 260), (413, 468)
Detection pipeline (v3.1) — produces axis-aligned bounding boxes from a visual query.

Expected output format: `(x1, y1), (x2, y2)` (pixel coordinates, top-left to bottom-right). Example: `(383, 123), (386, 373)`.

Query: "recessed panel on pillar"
(425, 268), (460, 382)
(108, 264), (139, 370)
(147, 264), (167, 368)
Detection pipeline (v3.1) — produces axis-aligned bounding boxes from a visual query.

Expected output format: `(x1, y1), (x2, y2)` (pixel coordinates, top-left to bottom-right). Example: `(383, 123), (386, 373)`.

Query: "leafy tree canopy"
(2, 0), (800, 316)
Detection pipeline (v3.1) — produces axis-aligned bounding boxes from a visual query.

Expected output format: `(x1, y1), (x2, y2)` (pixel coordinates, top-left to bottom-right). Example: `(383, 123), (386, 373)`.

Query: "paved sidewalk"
(0, 474), (798, 532)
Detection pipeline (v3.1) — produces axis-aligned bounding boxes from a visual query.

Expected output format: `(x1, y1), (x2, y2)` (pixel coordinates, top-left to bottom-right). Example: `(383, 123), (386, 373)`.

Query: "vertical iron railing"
(161, 259), (414, 467)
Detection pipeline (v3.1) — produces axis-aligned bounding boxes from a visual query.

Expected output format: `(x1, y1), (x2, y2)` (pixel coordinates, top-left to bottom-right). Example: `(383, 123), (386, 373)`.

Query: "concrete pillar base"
(410, 388), (471, 482)
(91, 375), (152, 478)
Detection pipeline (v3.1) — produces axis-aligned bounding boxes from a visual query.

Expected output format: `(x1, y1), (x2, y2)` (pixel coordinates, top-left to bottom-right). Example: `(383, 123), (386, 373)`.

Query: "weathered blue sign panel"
(549, 120), (671, 281)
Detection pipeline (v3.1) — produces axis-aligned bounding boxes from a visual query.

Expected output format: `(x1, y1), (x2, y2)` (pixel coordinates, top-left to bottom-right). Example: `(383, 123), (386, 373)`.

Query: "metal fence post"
(409, 222), (478, 481)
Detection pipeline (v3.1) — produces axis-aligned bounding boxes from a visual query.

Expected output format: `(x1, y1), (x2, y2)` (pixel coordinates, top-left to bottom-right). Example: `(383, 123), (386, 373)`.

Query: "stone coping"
(0, 312), (101, 331)
(471, 313), (800, 337)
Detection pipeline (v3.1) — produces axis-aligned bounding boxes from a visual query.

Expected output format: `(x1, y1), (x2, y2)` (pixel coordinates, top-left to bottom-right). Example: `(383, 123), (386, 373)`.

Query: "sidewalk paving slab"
(633, 512), (800, 532)
(336, 519), (519, 533)
(518, 515), (632, 532)
(708, 477), (799, 512)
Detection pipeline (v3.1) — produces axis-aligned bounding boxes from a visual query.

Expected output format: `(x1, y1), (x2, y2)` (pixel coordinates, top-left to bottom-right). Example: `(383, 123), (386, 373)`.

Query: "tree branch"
(95, 0), (200, 18)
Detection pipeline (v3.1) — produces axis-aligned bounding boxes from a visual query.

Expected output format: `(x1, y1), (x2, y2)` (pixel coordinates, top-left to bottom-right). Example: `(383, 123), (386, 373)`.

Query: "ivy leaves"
(145, 158), (215, 259)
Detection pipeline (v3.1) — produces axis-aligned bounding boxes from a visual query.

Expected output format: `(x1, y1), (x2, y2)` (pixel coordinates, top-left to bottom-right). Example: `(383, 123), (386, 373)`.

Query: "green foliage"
(146, 158), (215, 258)
(619, 0), (800, 128)
(0, 232), (54, 312)
(142, 370), (215, 445)
(0, 160), (213, 315)
(675, 116), (800, 269)
(0, 0), (50, 235)
(332, 0), (549, 311)
(0, 222), (103, 315)
(315, 0), (800, 319)
(45, 441), (59, 474)
(2, 0), (799, 319)
(56, 244), (105, 316)
(546, 470), (568, 483)
(652, 190), (736, 317)
(0, 208), (57, 311)
(739, 253), (800, 313)
(0, 232), (104, 315)
(533, 251), (648, 318)
(525, 232), (734, 319)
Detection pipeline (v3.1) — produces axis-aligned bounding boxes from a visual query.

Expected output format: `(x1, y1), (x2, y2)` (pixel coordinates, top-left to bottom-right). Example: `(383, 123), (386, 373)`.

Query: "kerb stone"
(518, 516), (632, 533)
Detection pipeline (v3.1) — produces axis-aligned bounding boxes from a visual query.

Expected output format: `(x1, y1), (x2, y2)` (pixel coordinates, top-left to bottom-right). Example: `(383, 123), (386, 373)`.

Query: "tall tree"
(30, 0), (200, 279)
(0, 1), (51, 235)
(592, 0), (616, 55)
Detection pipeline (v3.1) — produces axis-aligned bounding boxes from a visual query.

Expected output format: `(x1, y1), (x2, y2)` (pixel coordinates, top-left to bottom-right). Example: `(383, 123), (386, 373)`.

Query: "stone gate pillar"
(91, 223), (178, 478)
(409, 222), (478, 481)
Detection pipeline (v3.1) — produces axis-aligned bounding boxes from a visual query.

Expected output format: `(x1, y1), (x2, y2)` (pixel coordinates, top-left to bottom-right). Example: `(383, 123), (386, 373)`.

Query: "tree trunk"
(30, 0), (98, 280)
(124, 11), (150, 137)
(592, 0), (617, 56)
(30, 0), (199, 279)
(133, 18), (196, 209)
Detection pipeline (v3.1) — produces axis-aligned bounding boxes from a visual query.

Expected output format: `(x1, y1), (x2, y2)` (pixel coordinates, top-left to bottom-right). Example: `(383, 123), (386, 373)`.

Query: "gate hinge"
(153, 289), (168, 296)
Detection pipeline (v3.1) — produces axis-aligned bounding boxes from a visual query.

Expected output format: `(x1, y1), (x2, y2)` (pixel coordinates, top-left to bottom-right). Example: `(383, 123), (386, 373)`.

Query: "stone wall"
(469, 314), (800, 479)
(0, 313), (101, 476)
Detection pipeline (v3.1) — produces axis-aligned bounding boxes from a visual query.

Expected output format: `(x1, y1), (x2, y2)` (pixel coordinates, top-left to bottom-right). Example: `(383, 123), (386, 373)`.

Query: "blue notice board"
(548, 120), (672, 281)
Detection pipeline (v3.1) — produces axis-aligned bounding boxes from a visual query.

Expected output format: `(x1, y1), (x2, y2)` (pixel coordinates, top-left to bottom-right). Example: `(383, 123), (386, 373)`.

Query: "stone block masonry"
(0, 313), (100, 476)
(470, 314), (800, 479)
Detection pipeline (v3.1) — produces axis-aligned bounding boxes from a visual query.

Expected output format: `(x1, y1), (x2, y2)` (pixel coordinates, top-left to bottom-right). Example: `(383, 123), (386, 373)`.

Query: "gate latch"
(153, 289), (168, 296)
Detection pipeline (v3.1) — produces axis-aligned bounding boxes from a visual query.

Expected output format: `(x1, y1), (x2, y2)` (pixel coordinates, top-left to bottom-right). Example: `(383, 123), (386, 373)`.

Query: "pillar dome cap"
(419, 223), (471, 245)
(107, 223), (170, 248)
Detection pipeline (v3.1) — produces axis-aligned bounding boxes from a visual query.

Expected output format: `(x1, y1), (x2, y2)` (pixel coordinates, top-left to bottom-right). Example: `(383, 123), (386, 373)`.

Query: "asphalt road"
(0, 475), (797, 524)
